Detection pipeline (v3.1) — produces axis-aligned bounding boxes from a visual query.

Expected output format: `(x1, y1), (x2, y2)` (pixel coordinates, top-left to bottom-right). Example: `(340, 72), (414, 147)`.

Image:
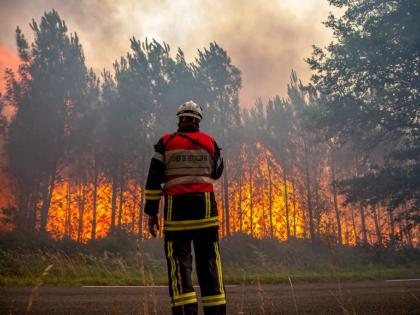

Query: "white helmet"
(176, 100), (203, 121)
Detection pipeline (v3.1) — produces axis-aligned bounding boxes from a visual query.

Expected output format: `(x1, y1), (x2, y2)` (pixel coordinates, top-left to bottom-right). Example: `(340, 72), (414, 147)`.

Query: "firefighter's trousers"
(164, 228), (226, 315)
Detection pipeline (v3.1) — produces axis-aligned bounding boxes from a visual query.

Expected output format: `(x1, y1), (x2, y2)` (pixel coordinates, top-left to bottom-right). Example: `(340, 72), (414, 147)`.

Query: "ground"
(1, 280), (420, 314)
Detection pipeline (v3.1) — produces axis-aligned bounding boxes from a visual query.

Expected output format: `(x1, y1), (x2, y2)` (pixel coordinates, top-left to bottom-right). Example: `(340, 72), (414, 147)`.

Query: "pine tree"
(194, 42), (242, 236)
(4, 10), (89, 234)
(307, 0), (420, 238)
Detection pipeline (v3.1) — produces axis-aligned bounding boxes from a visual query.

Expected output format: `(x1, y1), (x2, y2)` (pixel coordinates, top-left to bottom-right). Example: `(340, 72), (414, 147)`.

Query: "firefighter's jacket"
(144, 130), (224, 233)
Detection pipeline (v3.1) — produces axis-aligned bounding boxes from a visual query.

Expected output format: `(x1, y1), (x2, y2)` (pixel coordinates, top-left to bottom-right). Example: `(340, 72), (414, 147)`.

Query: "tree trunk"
(344, 220), (349, 245)
(313, 177), (321, 238)
(223, 166), (230, 237)
(303, 136), (315, 241)
(351, 206), (358, 244)
(91, 156), (99, 241)
(398, 215), (404, 245)
(371, 205), (382, 245)
(359, 203), (368, 246)
(117, 162), (125, 231)
(131, 182), (139, 234)
(19, 189), (31, 232)
(38, 184), (49, 235)
(28, 186), (40, 233)
(24, 192), (31, 232)
(404, 205), (413, 248)
(220, 182), (225, 237)
(301, 185), (307, 238)
(331, 150), (342, 246)
(249, 163), (254, 238)
(138, 146), (146, 240)
(267, 159), (274, 239)
(111, 170), (117, 235)
(239, 166), (243, 233)
(77, 179), (86, 243)
(76, 180), (81, 242)
(219, 96), (229, 238)
(388, 208), (395, 245)
(283, 170), (290, 240)
(39, 168), (57, 235)
(66, 181), (72, 238)
(261, 199), (266, 237)
(138, 182), (144, 240)
(332, 186), (342, 246)
(292, 179), (297, 238)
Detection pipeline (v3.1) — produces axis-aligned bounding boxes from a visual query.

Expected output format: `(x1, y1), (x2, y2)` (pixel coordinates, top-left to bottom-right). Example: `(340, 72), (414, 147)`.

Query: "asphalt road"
(1, 280), (420, 314)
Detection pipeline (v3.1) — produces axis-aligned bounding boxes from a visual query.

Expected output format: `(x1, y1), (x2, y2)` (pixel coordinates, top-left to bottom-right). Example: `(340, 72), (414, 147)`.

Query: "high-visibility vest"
(158, 131), (217, 195)
(144, 131), (223, 232)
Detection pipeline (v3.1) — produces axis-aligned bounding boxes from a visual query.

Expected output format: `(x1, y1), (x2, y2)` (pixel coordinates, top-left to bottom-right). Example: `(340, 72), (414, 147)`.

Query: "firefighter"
(144, 100), (226, 315)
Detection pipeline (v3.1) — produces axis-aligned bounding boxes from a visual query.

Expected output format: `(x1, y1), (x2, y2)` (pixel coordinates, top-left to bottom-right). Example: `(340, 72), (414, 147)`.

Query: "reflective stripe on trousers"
(164, 217), (219, 232)
(164, 230), (226, 315)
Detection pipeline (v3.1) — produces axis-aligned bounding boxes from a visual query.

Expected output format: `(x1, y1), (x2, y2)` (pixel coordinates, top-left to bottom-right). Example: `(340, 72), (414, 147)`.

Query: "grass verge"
(1, 252), (419, 286)
(1, 233), (419, 286)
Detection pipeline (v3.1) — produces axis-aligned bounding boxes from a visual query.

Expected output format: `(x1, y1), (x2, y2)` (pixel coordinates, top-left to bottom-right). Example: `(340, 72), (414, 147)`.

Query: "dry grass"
(1, 233), (420, 287)
(1, 248), (420, 286)
(26, 264), (53, 312)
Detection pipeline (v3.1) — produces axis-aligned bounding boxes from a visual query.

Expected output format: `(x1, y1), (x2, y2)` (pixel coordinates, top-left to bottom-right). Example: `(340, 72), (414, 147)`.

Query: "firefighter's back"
(161, 131), (221, 233)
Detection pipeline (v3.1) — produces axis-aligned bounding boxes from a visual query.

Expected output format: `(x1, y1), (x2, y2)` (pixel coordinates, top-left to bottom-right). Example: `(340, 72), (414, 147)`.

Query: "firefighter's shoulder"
(197, 132), (220, 149)
(151, 135), (170, 162)
(195, 131), (216, 142)
(161, 133), (173, 143)
(154, 133), (172, 151)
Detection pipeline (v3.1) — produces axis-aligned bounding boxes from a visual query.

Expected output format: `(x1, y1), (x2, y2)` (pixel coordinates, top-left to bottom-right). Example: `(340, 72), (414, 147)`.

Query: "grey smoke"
(0, 0), (336, 106)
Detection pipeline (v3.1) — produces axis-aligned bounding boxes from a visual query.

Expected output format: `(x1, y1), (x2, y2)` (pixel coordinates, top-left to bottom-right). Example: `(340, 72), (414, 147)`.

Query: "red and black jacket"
(144, 129), (223, 232)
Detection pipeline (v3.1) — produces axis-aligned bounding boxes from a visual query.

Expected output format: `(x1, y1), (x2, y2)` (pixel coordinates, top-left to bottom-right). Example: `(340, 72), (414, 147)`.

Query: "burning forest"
(1, 2), (420, 314)
(0, 4), (419, 249)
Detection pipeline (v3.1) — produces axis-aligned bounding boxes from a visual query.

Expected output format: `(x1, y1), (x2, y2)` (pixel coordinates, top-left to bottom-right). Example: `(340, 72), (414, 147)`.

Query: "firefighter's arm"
(211, 140), (224, 180)
(144, 138), (165, 236)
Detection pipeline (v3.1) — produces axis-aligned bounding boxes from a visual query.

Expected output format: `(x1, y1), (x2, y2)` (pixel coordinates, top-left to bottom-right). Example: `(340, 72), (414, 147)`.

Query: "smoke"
(0, 45), (20, 95)
(0, 0), (335, 106)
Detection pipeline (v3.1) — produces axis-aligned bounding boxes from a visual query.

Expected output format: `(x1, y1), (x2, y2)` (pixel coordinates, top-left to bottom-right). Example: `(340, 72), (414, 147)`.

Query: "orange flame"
(219, 143), (305, 239)
(1, 137), (418, 247)
(47, 178), (144, 242)
(44, 143), (306, 242)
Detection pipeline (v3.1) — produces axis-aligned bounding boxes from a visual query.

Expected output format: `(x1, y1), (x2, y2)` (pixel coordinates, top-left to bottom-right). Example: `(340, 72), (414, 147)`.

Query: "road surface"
(1, 280), (420, 314)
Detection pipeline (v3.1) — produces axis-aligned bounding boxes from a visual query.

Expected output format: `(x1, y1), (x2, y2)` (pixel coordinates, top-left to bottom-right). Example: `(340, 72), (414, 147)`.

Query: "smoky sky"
(0, 0), (336, 106)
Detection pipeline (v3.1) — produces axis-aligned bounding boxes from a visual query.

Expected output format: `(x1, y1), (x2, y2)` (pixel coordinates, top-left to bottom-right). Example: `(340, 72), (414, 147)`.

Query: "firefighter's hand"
(148, 215), (159, 237)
